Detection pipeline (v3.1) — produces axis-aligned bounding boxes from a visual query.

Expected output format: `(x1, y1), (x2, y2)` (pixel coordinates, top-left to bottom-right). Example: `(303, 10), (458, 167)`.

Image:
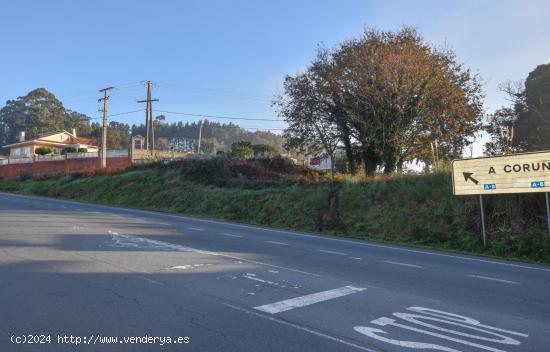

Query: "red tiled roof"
(75, 136), (97, 146)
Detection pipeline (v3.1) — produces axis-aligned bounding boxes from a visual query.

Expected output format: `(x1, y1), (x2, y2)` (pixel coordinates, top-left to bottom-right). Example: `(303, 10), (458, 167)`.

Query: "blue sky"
(1, 0), (549, 154)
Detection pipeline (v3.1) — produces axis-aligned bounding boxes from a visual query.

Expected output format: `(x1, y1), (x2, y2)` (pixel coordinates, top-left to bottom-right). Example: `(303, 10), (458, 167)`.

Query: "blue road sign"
(484, 184), (496, 190)
(531, 181), (545, 188)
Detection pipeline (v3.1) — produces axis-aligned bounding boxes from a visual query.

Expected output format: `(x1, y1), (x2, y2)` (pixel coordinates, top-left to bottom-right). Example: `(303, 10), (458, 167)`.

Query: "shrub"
(77, 148), (88, 153)
(230, 141), (254, 159)
(35, 147), (53, 155)
(62, 147), (77, 154)
(252, 144), (279, 158)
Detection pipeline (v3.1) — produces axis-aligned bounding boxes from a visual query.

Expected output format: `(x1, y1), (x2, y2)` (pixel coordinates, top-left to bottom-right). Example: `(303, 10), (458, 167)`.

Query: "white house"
(306, 149), (332, 171)
(2, 130), (98, 158)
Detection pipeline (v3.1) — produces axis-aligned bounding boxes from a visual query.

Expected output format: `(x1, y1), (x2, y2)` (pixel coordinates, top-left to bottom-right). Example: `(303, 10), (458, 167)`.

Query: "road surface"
(1, 192), (549, 351)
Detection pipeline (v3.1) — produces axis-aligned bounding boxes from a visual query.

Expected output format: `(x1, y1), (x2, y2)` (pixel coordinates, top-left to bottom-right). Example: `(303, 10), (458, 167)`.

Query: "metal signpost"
(452, 151), (550, 247)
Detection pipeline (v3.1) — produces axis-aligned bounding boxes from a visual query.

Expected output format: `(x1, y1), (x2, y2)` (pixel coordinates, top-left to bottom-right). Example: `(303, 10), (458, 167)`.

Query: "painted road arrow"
(463, 172), (479, 184)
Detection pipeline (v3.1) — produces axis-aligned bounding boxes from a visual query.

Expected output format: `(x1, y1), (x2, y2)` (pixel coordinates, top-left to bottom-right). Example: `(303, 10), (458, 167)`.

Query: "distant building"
(131, 135), (146, 150)
(306, 149), (332, 171)
(2, 130), (98, 158)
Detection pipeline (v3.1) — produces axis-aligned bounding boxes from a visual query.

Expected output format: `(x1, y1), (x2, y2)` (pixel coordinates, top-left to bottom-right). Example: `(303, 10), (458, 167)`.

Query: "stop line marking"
(254, 285), (366, 314)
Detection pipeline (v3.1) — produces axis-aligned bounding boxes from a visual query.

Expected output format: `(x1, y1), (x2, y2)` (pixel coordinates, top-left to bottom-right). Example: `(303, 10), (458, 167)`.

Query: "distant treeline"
(0, 88), (284, 154)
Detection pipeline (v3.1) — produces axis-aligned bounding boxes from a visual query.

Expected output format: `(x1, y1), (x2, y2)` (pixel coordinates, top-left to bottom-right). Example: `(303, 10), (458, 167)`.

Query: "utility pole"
(137, 80), (159, 154)
(98, 87), (114, 169)
(197, 120), (203, 154)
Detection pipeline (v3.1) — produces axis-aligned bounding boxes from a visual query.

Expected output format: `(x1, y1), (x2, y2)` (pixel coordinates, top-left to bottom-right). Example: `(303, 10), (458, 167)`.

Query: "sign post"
(452, 151), (550, 247)
(546, 193), (550, 240)
(479, 195), (486, 248)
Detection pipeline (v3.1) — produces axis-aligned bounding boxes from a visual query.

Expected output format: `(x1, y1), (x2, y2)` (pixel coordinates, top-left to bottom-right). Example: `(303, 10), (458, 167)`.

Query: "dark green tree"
(514, 64), (550, 151)
(0, 88), (94, 148)
(0, 88), (67, 145)
(90, 121), (130, 149)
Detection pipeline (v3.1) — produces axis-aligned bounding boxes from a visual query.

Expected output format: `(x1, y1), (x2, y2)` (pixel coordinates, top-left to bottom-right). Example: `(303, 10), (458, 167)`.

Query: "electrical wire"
(157, 81), (272, 102)
(154, 109), (280, 122)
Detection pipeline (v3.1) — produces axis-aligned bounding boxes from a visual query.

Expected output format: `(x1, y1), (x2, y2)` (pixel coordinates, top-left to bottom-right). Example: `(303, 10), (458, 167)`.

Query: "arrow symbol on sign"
(463, 172), (479, 184)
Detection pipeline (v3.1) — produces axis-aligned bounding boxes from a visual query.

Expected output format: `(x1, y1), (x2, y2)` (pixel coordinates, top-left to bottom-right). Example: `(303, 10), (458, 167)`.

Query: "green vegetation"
(34, 147), (53, 155)
(62, 147), (77, 154)
(276, 27), (483, 176)
(0, 157), (548, 264)
(486, 63), (550, 154)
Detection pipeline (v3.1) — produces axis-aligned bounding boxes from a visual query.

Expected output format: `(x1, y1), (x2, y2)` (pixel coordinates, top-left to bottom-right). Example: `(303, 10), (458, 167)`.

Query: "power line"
(84, 109), (145, 120)
(157, 81), (273, 101)
(154, 109), (280, 122)
(61, 82), (144, 103)
(183, 124), (285, 131)
(109, 109), (146, 117)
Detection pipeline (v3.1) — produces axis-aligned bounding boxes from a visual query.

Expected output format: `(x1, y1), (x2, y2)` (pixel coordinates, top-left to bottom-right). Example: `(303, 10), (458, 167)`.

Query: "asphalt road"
(1, 192), (549, 352)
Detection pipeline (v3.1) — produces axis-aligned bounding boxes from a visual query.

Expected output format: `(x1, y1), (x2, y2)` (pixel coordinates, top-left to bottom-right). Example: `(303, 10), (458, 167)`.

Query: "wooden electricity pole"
(137, 80), (159, 153)
(98, 87), (114, 169)
(197, 119), (203, 154)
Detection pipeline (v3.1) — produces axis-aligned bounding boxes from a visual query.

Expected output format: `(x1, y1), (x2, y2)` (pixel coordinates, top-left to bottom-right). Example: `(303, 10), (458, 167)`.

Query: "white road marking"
(349, 257), (363, 260)
(393, 312), (522, 344)
(221, 233), (243, 238)
(467, 275), (518, 285)
(224, 303), (378, 352)
(265, 240), (289, 246)
(108, 232), (321, 277)
(7, 192), (549, 273)
(187, 227), (204, 231)
(317, 249), (346, 256)
(243, 274), (288, 288)
(355, 326), (460, 352)
(156, 222), (172, 226)
(356, 306), (528, 352)
(407, 307), (528, 337)
(169, 264), (212, 270)
(383, 260), (423, 269)
(254, 285), (365, 314)
(137, 275), (165, 286)
(368, 316), (509, 352)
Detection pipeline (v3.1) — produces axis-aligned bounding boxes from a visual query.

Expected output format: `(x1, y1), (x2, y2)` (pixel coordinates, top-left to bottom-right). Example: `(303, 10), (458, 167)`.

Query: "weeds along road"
(1, 192), (549, 352)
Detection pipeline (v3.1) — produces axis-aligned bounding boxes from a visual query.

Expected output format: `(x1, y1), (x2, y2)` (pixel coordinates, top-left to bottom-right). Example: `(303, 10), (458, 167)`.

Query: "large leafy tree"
(486, 64), (550, 154)
(0, 88), (92, 146)
(515, 64), (550, 151)
(277, 27), (484, 175)
(276, 68), (341, 176)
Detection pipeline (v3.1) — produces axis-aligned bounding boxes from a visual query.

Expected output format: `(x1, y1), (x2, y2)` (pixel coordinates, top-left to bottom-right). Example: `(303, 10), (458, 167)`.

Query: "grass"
(1, 157), (548, 264)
